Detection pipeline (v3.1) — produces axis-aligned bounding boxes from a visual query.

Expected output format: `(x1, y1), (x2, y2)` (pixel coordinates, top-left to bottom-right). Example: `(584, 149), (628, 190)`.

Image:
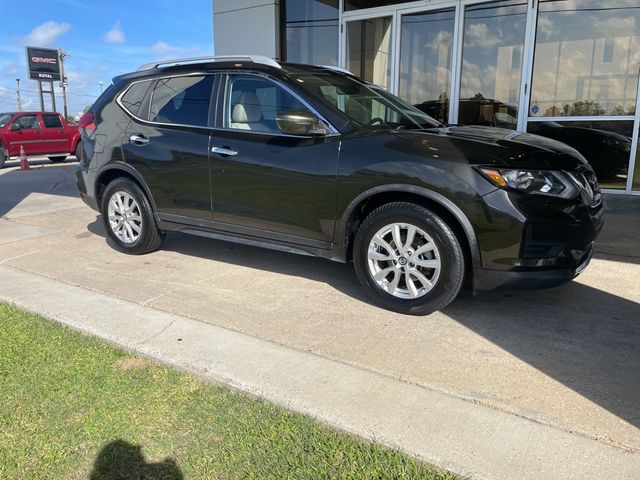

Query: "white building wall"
(213, 0), (281, 59)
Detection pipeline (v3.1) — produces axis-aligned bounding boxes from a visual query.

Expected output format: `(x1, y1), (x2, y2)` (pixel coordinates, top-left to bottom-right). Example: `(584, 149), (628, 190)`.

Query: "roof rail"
(321, 65), (354, 75)
(137, 55), (281, 71)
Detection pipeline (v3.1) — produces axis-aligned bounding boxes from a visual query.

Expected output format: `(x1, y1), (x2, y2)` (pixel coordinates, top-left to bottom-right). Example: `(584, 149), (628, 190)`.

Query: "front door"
(7, 114), (45, 156)
(121, 74), (215, 222)
(210, 73), (340, 247)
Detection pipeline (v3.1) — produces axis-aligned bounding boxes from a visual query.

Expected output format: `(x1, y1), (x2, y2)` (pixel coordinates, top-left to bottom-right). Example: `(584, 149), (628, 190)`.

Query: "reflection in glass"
(458, 0), (527, 129)
(284, 0), (339, 66)
(530, 0), (640, 117)
(344, 0), (415, 11)
(399, 9), (455, 124)
(528, 120), (633, 189)
(347, 17), (392, 89)
(634, 135), (640, 191)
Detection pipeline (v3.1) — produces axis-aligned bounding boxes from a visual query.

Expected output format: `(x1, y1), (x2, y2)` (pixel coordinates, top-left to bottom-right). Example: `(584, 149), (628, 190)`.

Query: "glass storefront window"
(284, 0), (339, 66)
(458, 0), (527, 129)
(528, 120), (633, 189)
(530, 0), (640, 117)
(399, 9), (455, 124)
(344, 0), (415, 12)
(347, 17), (393, 89)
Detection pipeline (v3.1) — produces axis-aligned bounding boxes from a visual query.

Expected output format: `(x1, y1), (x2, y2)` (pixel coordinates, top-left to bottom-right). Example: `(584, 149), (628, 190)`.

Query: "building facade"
(213, 0), (640, 195)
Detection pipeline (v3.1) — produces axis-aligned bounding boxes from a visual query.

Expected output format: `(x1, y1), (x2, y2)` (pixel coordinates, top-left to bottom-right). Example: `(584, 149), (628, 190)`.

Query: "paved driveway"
(1, 162), (638, 453)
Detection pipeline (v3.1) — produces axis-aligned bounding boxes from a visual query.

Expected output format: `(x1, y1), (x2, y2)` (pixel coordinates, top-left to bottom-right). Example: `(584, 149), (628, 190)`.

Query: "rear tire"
(48, 155), (67, 163)
(74, 142), (82, 161)
(353, 202), (465, 315)
(101, 178), (164, 255)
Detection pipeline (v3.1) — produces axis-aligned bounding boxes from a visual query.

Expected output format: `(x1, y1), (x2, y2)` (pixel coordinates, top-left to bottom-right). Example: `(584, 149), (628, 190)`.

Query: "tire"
(48, 155), (67, 163)
(0, 148), (5, 169)
(353, 202), (465, 316)
(74, 142), (82, 161)
(101, 177), (164, 255)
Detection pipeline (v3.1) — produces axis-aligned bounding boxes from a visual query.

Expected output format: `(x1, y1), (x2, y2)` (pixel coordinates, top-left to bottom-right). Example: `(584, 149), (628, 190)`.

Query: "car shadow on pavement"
(444, 283), (640, 434)
(88, 215), (640, 435)
(0, 162), (79, 219)
(90, 439), (183, 480)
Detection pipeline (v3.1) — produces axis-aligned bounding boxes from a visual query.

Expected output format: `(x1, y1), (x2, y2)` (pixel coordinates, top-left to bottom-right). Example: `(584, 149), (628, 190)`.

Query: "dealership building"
(213, 0), (640, 195)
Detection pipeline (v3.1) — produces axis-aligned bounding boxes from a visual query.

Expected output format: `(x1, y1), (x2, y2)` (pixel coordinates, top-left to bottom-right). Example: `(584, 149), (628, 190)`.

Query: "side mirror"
(10, 123), (21, 131)
(276, 110), (328, 136)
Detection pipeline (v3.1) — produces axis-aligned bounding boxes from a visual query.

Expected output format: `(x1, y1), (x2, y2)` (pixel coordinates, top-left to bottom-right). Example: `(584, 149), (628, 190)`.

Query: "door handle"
(129, 134), (150, 146)
(211, 146), (238, 156)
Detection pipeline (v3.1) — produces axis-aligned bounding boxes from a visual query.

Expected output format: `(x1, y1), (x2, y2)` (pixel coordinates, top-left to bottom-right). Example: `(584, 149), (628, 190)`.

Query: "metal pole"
(58, 49), (68, 120)
(50, 81), (57, 112)
(99, 81), (104, 94)
(38, 80), (45, 111)
(16, 79), (22, 112)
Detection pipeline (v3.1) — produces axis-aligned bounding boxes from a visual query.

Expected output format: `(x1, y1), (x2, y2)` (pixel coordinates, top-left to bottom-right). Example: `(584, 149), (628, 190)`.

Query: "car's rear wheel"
(48, 155), (67, 163)
(353, 202), (465, 315)
(101, 178), (164, 254)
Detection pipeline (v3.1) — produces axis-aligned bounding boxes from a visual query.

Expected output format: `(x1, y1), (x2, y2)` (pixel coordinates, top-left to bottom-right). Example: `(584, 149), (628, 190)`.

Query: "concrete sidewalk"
(1, 264), (638, 480)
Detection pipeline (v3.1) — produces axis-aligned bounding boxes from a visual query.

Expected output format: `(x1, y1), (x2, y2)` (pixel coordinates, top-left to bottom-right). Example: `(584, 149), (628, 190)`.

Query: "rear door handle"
(211, 146), (238, 156)
(129, 134), (150, 146)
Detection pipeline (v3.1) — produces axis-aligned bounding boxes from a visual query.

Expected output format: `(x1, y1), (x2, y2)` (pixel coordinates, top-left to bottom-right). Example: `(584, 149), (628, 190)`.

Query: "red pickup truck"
(0, 111), (81, 168)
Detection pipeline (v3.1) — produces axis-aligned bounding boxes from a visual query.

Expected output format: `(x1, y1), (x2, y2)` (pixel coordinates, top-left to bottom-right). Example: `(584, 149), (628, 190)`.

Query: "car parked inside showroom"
(76, 56), (604, 315)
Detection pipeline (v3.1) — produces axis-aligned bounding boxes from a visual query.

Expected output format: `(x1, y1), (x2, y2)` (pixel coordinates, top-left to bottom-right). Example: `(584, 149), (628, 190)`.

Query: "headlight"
(479, 168), (578, 199)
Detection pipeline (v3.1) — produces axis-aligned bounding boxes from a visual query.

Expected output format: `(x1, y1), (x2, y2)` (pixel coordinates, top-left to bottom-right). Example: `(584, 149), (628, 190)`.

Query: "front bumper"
(472, 187), (604, 291)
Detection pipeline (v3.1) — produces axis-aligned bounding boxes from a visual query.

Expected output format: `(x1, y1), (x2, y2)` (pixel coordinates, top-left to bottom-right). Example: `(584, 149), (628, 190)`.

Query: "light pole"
(16, 79), (22, 112)
(99, 81), (104, 94)
(58, 49), (69, 120)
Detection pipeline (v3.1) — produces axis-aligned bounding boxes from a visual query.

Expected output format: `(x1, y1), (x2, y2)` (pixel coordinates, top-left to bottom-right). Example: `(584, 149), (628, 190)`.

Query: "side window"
(42, 114), (63, 129)
(225, 75), (312, 134)
(15, 115), (39, 130)
(120, 80), (153, 118)
(149, 75), (213, 126)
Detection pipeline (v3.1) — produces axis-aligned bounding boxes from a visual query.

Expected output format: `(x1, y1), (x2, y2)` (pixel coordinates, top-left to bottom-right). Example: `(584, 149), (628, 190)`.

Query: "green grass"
(0, 303), (457, 480)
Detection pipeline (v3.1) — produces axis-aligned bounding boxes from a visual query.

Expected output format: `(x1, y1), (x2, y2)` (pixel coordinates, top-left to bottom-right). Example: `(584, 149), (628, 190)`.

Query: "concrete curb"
(1, 264), (638, 479)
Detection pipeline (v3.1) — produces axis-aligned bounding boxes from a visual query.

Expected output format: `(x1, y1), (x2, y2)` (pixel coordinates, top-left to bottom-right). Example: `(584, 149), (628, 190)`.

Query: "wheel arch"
(95, 164), (158, 214)
(336, 184), (481, 279)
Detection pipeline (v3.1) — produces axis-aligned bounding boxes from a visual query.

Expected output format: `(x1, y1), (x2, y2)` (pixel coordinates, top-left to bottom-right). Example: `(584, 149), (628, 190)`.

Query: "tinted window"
(42, 114), (63, 128)
(0, 113), (12, 128)
(15, 115), (39, 129)
(225, 75), (309, 134)
(120, 80), (152, 117)
(150, 75), (213, 126)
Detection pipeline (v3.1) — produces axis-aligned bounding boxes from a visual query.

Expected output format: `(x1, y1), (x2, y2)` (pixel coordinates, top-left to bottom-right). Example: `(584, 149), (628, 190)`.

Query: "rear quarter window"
(120, 80), (153, 118)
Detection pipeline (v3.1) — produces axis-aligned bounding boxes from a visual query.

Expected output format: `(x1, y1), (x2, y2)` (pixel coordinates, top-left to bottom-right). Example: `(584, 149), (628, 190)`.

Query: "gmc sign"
(26, 47), (61, 81)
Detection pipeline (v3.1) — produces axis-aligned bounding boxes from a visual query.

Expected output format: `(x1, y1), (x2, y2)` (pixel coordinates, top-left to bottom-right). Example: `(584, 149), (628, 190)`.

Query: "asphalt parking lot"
(1, 161), (639, 457)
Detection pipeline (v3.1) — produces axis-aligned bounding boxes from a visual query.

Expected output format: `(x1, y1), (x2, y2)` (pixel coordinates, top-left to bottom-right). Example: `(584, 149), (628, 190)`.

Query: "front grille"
(569, 168), (601, 206)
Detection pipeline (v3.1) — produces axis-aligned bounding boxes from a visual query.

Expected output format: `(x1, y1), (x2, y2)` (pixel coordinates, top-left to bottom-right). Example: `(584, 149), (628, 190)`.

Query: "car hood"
(392, 125), (589, 170)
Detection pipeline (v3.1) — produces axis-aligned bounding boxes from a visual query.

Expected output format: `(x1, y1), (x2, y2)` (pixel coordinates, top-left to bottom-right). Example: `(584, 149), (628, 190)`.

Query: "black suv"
(76, 55), (604, 315)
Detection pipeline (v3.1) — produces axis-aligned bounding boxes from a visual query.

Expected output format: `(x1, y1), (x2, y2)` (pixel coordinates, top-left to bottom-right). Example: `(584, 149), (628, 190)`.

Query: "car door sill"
(157, 213), (333, 258)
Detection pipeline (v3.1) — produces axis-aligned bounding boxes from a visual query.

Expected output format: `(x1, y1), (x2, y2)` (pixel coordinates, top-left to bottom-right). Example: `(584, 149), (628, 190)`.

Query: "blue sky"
(0, 0), (213, 117)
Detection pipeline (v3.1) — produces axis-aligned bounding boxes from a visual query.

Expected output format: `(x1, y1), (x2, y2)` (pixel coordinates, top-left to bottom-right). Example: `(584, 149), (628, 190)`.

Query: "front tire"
(101, 178), (164, 255)
(353, 202), (465, 315)
(0, 148), (6, 169)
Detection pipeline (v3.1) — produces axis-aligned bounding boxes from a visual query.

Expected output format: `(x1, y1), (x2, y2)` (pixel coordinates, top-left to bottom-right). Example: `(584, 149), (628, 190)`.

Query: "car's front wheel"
(353, 202), (465, 315)
(101, 178), (164, 254)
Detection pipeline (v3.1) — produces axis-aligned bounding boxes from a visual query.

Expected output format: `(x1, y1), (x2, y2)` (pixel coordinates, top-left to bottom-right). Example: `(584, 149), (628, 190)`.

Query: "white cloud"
(104, 21), (125, 44)
(20, 21), (71, 47)
(150, 41), (198, 58)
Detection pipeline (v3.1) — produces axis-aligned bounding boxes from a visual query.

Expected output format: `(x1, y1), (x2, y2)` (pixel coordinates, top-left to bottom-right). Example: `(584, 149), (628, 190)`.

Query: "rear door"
(120, 74), (216, 223)
(40, 113), (70, 153)
(7, 114), (45, 156)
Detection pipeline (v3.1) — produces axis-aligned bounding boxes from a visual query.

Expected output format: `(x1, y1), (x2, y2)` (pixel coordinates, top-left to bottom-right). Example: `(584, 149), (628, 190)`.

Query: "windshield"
(0, 113), (12, 128)
(291, 71), (442, 130)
